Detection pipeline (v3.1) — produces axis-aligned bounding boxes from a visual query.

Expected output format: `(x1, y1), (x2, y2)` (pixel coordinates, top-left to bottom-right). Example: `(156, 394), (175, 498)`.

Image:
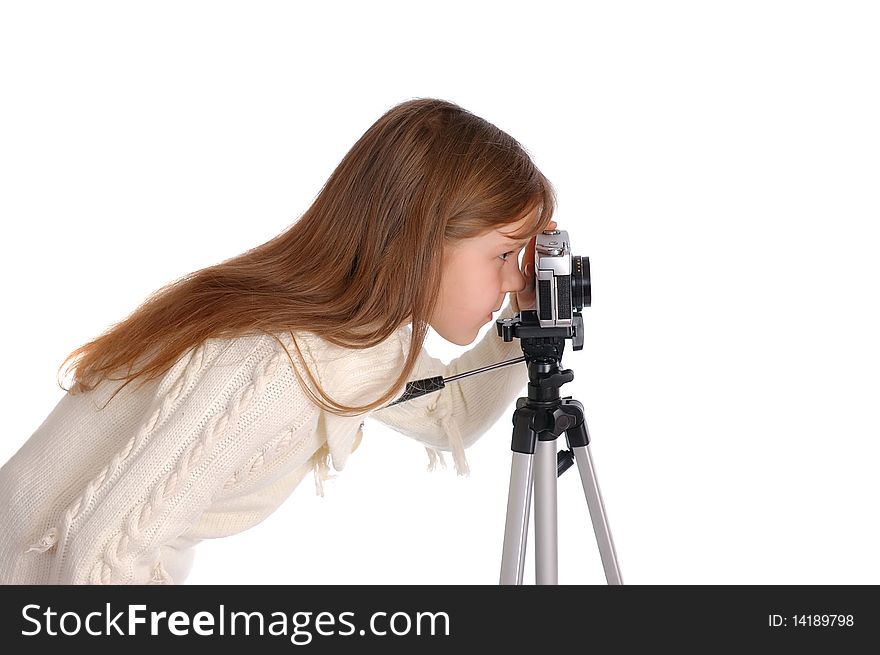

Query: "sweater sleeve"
(369, 297), (529, 475)
(44, 333), (321, 585)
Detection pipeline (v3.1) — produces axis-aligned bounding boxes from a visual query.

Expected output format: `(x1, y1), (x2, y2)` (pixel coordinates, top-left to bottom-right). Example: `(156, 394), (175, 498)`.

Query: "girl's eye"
(498, 251), (514, 262)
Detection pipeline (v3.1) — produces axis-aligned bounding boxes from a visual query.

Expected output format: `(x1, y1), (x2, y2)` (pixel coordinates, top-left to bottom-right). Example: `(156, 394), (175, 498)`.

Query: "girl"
(0, 98), (558, 584)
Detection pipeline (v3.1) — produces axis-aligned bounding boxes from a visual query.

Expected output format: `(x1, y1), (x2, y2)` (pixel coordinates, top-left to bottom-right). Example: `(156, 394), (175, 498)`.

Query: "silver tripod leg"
(499, 452), (533, 585)
(499, 440), (559, 585)
(572, 444), (623, 585)
(499, 437), (623, 585)
(534, 439), (558, 584)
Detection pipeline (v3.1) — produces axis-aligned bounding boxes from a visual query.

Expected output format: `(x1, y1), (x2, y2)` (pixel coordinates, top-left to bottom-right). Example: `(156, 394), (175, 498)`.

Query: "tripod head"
(496, 308), (584, 361)
(495, 307), (583, 400)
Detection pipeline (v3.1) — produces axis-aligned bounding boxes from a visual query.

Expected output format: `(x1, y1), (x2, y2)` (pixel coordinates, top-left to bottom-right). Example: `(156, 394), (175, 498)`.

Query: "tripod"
(496, 310), (623, 585)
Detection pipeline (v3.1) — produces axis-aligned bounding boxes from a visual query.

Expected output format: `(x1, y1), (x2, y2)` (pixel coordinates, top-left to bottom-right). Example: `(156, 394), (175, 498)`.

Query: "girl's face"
(430, 208), (539, 345)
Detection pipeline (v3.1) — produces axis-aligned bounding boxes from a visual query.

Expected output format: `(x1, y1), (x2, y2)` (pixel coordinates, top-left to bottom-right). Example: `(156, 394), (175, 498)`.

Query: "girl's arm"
(369, 297), (529, 475)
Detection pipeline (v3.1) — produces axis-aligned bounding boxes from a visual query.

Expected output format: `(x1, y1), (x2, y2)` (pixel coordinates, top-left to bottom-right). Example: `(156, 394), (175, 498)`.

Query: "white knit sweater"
(0, 300), (528, 584)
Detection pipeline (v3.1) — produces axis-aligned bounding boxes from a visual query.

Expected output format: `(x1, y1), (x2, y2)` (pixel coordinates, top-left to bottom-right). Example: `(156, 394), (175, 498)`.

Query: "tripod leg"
(571, 444), (623, 585)
(500, 452), (534, 585)
(534, 439), (558, 584)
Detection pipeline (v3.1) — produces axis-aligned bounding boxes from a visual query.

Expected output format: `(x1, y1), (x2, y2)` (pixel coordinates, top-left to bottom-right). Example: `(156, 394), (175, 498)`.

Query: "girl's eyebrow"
(502, 236), (530, 248)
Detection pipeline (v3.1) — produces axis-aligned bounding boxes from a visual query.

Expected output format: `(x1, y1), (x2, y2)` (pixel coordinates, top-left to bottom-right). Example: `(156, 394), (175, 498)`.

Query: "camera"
(533, 229), (591, 328)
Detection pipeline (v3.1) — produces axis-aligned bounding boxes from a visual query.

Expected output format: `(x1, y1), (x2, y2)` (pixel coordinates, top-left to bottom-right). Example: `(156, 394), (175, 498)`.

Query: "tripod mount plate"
(495, 309), (584, 364)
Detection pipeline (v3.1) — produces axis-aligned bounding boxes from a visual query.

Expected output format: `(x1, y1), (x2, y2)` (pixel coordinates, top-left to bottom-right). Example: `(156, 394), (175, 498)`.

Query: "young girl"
(0, 97), (558, 584)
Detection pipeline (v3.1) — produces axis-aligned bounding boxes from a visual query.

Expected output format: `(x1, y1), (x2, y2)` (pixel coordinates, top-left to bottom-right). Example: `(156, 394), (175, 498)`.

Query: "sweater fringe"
(148, 559), (173, 584)
(432, 414), (470, 476)
(311, 442), (336, 497)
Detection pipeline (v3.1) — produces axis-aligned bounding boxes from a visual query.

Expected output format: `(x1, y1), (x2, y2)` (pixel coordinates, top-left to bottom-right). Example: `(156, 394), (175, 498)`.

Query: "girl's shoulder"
(283, 323), (411, 363)
(277, 324), (411, 405)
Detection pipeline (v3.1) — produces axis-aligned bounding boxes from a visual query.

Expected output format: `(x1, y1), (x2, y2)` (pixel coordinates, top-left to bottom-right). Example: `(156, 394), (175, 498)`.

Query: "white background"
(2, 1), (878, 585)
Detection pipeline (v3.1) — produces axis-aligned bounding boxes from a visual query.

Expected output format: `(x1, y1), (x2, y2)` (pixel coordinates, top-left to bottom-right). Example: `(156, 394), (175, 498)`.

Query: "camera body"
(533, 229), (591, 328)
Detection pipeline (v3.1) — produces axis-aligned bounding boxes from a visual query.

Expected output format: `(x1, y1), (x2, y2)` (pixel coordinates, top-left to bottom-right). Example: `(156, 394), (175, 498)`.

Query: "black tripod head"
(493, 308), (583, 406)
(496, 309), (584, 363)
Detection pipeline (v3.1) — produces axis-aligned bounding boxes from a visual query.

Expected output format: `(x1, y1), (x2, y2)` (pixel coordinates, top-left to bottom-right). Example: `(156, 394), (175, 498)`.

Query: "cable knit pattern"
(0, 298), (529, 584)
(222, 420), (312, 491)
(88, 346), (284, 584)
(27, 343), (209, 572)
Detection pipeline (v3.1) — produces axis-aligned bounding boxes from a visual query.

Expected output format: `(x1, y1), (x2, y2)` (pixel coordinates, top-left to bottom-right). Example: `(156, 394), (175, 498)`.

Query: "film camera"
(494, 227), (590, 353)
(533, 228), (590, 328)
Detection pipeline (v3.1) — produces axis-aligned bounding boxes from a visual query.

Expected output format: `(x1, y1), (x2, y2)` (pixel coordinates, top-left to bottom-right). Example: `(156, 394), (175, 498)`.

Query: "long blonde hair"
(58, 97), (557, 416)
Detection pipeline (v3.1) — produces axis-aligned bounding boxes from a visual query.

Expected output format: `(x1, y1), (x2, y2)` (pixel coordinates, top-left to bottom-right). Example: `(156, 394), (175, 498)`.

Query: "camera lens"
(571, 255), (591, 309)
